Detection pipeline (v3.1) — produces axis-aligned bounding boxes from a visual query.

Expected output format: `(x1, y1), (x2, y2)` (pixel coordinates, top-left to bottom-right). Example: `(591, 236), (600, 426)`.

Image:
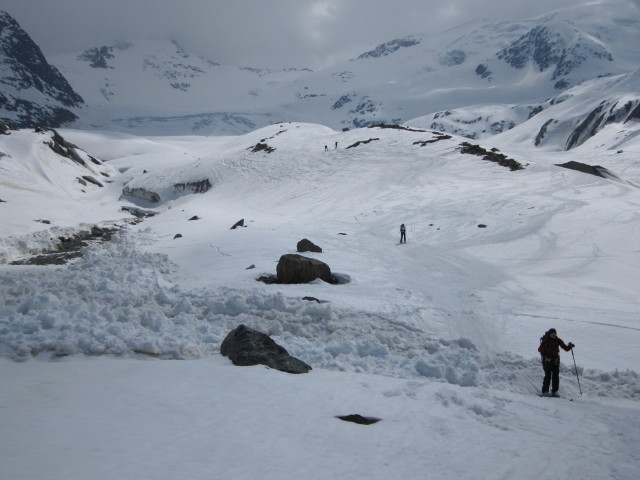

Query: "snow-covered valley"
(1, 122), (640, 479)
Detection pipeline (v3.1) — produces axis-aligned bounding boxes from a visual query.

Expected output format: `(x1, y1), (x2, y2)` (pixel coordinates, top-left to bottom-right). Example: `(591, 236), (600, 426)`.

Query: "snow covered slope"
(2, 122), (640, 375)
(2, 123), (640, 479)
(408, 69), (640, 151)
(0, 127), (130, 256)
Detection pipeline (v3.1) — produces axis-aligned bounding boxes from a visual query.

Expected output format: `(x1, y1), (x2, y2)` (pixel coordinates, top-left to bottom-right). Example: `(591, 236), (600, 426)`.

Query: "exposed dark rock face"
(174, 179), (212, 194)
(369, 124), (427, 133)
(475, 64), (492, 79)
(77, 46), (115, 69)
(0, 12), (83, 128)
(332, 94), (353, 110)
(496, 24), (613, 84)
(336, 414), (381, 425)
(120, 206), (156, 219)
(357, 36), (420, 59)
(78, 176), (103, 188)
(122, 179), (210, 205)
(0, 120), (12, 134)
(121, 187), (161, 204)
(413, 134), (452, 147)
(459, 142), (524, 171)
(297, 238), (322, 253)
(220, 324), (311, 374)
(555, 161), (614, 179)
(251, 142), (275, 153)
(535, 119), (556, 146)
(565, 99), (640, 150)
(40, 129), (104, 171)
(10, 226), (119, 265)
(276, 254), (335, 284)
(346, 138), (379, 149)
(230, 219), (245, 229)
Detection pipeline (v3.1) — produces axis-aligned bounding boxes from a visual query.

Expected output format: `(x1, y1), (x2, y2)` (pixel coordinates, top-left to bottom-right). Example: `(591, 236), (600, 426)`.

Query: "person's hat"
(548, 328), (557, 334)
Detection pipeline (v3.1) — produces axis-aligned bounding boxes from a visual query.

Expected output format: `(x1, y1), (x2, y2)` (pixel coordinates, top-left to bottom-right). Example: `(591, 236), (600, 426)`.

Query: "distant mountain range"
(1, 2), (639, 150)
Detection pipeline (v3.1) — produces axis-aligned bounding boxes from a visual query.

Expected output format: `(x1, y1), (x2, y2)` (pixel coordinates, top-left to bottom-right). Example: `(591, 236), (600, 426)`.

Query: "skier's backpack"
(538, 334), (546, 354)
(538, 329), (554, 354)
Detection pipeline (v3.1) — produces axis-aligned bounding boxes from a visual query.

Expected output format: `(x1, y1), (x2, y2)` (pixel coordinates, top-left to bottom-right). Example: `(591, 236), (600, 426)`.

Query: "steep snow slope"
(408, 69), (640, 151)
(0, 128), (124, 242)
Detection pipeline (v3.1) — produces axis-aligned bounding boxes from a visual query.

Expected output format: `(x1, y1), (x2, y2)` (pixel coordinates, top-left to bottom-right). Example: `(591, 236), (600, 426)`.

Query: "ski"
(537, 393), (574, 401)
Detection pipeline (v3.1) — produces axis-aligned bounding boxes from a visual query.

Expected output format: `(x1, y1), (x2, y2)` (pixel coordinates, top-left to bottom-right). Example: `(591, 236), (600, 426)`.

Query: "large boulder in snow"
(296, 238), (322, 253)
(276, 254), (334, 284)
(220, 324), (311, 374)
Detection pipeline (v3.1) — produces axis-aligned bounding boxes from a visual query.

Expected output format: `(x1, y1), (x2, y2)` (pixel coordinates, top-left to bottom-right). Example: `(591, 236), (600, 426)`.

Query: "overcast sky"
(1, 0), (639, 69)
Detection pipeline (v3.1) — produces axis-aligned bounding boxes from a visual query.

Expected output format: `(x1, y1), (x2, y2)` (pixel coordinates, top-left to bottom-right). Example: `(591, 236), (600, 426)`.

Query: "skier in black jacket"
(538, 328), (575, 397)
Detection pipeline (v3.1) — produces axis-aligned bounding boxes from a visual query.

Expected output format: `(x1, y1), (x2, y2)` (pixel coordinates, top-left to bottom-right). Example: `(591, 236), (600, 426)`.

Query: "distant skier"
(325, 145), (328, 152)
(335, 141), (338, 149)
(399, 223), (406, 244)
(538, 328), (574, 397)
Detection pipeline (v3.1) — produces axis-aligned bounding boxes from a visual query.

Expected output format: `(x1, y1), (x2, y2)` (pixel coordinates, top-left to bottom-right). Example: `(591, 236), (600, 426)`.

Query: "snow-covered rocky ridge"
(2, 123), (640, 479)
(0, 12), (83, 128)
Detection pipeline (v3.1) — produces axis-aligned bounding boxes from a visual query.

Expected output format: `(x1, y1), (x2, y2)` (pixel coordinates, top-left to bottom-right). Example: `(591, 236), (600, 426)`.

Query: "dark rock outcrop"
(297, 238), (322, 253)
(357, 36), (420, 59)
(459, 142), (524, 171)
(276, 254), (335, 284)
(220, 324), (311, 374)
(336, 414), (381, 425)
(230, 219), (245, 229)
(250, 142), (275, 153)
(174, 179), (211, 194)
(10, 225), (118, 265)
(121, 186), (161, 204)
(555, 161), (614, 179)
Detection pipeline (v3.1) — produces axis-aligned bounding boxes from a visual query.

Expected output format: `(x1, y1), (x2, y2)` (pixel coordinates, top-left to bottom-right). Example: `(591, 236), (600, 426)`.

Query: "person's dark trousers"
(400, 233), (406, 243)
(542, 356), (560, 393)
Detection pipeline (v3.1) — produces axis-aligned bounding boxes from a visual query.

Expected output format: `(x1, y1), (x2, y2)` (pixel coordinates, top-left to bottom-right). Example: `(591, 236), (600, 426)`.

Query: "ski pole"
(571, 348), (582, 395)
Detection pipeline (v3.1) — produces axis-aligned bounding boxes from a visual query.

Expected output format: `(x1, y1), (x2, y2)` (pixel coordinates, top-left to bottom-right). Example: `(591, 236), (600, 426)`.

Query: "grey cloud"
(0, 0), (636, 69)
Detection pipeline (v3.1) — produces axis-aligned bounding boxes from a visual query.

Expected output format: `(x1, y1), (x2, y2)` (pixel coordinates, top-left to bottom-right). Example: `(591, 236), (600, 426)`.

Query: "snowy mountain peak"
(495, 20), (613, 88)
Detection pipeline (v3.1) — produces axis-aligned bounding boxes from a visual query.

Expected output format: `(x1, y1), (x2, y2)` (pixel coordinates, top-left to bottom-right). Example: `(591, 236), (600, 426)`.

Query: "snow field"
(2, 123), (640, 479)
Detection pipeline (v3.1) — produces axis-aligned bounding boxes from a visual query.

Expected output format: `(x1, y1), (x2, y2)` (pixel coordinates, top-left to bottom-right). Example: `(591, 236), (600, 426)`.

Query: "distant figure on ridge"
(324, 145), (328, 152)
(399, 223), (406, 244)
(538, 328), (574, 397)
(335, 141), (338, 149)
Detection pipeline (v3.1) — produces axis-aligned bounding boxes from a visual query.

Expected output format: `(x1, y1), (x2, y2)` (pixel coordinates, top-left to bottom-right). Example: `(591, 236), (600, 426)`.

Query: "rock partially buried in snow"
(336, 414), (382, 425)
(220, 324), (312, 374)
(297, 238), (322, 253)
(230, 219), (245, 229)
(276, 254), (335, 284)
